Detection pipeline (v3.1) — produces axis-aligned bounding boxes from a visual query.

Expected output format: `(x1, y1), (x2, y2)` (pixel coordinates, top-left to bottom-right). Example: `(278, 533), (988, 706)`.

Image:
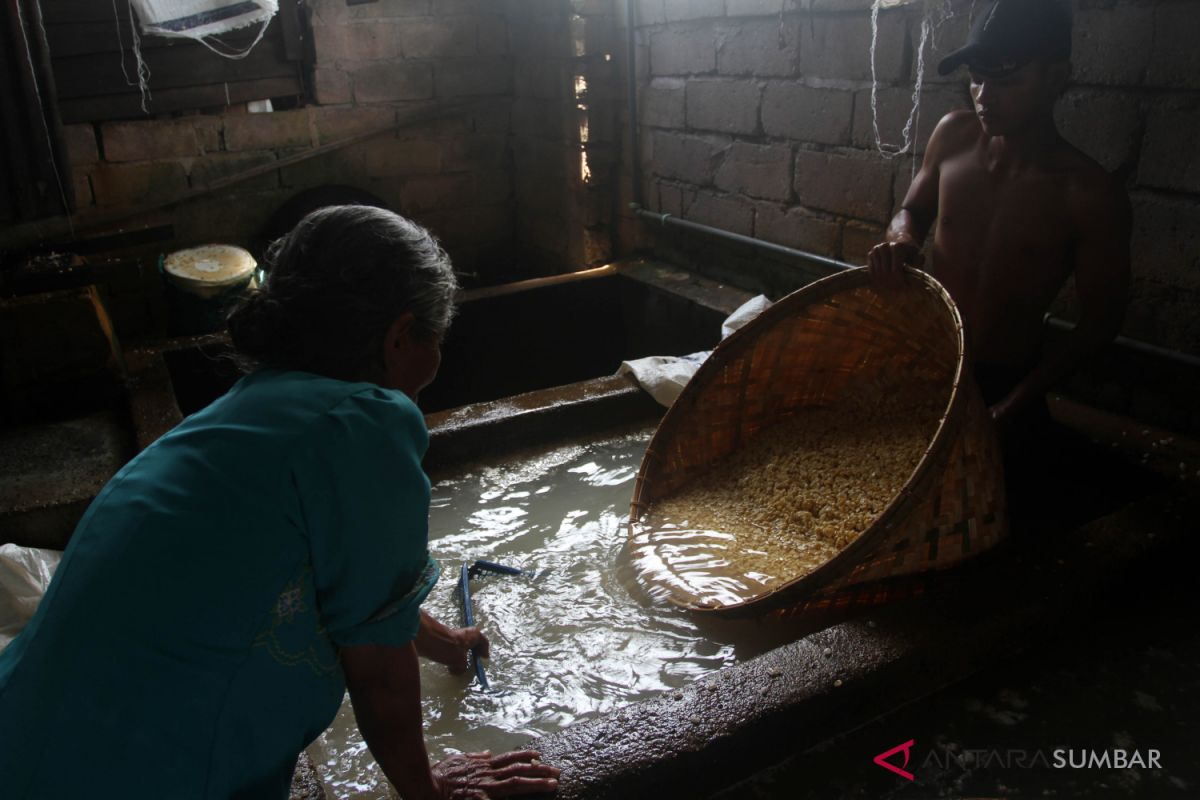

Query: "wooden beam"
(58, 75), (302, 123)
(52, 23), (291, 98)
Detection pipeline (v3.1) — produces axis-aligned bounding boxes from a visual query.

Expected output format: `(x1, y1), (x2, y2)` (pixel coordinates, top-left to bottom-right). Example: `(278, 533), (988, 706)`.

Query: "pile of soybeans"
(635, 387), (946, 605)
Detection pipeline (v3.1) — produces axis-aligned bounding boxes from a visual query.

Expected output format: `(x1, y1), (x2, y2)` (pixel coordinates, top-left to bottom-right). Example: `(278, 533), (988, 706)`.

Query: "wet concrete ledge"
(289, 752), (325, 800)
(425, 374), (662, 475)
(526, 482), (1198, 799)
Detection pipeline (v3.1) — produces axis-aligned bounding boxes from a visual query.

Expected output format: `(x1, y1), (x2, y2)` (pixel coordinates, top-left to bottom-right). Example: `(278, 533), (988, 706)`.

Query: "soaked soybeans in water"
(310, 426), (761, 799)
(629, 390), (945, 610)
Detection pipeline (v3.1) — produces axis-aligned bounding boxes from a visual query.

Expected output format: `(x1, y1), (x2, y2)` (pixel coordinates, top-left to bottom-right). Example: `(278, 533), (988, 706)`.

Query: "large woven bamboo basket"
(628, 267), (1007, 619)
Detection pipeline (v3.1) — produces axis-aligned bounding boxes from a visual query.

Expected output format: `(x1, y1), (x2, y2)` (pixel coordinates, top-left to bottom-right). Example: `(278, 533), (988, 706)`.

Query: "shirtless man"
(868, 0), (1131, 447)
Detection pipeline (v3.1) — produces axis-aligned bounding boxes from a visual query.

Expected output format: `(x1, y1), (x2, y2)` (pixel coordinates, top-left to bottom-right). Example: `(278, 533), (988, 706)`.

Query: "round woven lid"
(163, 244), (256, 290)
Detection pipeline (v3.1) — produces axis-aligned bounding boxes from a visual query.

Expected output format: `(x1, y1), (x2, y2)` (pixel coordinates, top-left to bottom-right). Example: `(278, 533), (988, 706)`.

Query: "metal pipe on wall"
(633, 205), (850, 274)
(630, 204), (1200, 371)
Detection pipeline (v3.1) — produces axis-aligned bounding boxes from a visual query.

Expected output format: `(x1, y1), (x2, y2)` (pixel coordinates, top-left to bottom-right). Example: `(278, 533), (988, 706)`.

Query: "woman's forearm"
(342, 642), (440, 800)
(413, 610), (454, 662)
(414, 610), (488, 674)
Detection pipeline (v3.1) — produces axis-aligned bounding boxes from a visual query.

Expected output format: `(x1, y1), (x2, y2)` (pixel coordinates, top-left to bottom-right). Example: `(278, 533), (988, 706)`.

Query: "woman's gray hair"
(227, 205), (458, 381)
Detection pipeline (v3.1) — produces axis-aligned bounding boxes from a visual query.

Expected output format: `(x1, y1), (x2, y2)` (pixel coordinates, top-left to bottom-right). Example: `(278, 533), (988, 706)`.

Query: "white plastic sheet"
(618, 295), (773, 408)
(0, 544), (62, 653)
(132, 0), (278, 39)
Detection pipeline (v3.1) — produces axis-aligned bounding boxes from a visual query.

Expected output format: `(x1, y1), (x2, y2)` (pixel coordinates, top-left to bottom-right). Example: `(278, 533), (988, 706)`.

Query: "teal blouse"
(0, 369), (439, 798)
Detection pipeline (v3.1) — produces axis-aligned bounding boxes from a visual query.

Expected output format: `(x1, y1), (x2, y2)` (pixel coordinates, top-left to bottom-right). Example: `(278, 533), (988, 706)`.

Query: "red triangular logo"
(873, 739), (915, 781)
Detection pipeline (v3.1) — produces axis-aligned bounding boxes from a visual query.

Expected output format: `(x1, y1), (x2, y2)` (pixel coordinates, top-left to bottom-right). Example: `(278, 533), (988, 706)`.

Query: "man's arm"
(868, 110), (966, 280)
(414, 610), (489, 675)
(991, 175), (1132, 422)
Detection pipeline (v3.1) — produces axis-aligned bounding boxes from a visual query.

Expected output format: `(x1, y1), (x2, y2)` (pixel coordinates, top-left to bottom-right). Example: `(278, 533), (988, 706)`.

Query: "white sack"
(0, 544), (62, 653)
(619, 295), (773, 408)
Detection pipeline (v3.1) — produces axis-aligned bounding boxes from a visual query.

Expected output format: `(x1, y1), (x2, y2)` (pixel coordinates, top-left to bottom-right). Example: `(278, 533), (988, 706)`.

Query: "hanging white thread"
(112, 0), (135, 86)
(870, 0), (957, 166)
(14, 0), (74, 234)
(126, 0), (153, 113)
(193, 15), (273, 61)
(906, 13), (931, 175)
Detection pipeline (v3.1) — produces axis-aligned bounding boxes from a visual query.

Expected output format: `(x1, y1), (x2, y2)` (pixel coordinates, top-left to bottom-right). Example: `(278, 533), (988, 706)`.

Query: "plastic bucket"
(160, 244), (257, 336)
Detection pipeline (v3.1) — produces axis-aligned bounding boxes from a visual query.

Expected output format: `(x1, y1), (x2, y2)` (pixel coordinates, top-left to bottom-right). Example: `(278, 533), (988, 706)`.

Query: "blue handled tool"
(458, 559), (536, 691)
(468, 559), (532, 579)
(458, 563), (489, 690)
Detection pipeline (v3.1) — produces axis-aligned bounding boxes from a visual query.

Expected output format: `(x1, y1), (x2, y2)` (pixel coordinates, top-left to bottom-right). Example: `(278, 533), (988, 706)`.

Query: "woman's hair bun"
(226, 290), (283, 362)
(223, 205), (457, 381)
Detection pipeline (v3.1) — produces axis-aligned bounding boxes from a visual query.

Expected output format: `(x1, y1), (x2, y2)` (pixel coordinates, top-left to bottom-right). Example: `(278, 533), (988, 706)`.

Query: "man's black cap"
(937, 0), (1072, 77)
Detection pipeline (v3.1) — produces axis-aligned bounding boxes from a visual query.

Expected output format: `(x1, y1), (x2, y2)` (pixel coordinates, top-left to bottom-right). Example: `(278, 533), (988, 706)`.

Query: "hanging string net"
(869, 0), (970, 171)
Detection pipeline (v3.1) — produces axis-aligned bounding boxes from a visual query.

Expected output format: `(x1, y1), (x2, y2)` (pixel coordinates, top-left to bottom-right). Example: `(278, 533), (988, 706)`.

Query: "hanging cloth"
(130, 0), (277, 40)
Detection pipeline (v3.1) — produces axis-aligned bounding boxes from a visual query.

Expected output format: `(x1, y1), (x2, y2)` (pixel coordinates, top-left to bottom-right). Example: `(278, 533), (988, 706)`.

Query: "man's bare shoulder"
(926, 109), (984, 159)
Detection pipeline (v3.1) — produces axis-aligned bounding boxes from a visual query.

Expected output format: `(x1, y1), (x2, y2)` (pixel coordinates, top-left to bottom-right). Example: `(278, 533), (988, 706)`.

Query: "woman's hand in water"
(444, 626), (489, 676)
(433, 750), (561, 798)
(415, 611), (489, 675)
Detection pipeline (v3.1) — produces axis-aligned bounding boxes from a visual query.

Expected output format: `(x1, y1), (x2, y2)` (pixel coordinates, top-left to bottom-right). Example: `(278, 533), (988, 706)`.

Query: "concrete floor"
(712, 516), (1200, 799)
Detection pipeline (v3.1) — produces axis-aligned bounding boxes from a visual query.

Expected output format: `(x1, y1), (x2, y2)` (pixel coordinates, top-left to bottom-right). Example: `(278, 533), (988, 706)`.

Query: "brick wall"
(61, 0), (515, 285)
(619, 0), (1200, 357)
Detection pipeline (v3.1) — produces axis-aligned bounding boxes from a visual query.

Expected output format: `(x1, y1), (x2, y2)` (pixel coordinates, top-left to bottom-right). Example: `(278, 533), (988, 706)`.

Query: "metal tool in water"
(457, 563), (489, 690)
(458, 560), (540, 691)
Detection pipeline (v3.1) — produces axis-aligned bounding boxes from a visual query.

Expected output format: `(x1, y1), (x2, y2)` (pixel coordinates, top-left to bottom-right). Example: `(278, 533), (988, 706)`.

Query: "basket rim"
(628, 266), (968, 614)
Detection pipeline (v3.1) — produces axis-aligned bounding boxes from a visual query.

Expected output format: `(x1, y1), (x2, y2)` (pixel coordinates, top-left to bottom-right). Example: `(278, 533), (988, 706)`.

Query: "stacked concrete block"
(714, 142), (792, 202)
(754, 203), (841, 257)
(650, 27), (717, 76)
(685, 79), (762, 135)
(717, 18), (801, 78)
(627, 1), (917, 268)
(682, 189), (754, 235)
(761, 84), (854, 145)
(793, 148), (893, 224)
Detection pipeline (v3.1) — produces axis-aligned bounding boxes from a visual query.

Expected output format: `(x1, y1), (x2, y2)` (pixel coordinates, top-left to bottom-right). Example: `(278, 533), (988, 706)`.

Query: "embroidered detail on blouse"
(253, 567), (339, 677)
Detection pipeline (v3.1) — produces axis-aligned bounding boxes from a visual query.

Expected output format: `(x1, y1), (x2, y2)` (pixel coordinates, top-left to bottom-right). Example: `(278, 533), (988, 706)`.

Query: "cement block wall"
(60, 0), (517, 287)
(617, 0), (1200, 358)
(29, 0), (1200, 362)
